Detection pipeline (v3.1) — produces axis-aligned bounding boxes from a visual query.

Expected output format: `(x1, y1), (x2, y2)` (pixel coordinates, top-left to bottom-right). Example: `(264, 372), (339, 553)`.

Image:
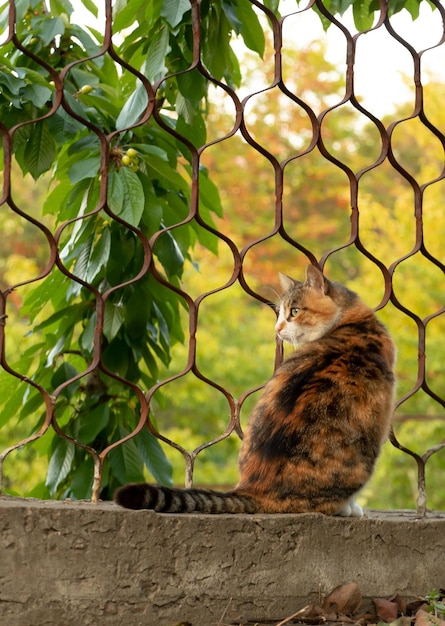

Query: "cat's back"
(266, 291), (396, 428)
(282, 287), (395, 384)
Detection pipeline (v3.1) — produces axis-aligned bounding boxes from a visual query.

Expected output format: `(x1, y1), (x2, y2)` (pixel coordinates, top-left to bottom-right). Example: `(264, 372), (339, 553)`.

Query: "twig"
(275, 606), (326, 626)
(217, 597), (233, 626)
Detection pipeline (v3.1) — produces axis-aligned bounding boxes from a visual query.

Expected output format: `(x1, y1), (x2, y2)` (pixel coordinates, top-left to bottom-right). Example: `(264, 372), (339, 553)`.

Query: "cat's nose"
(275, 320), (285, 333)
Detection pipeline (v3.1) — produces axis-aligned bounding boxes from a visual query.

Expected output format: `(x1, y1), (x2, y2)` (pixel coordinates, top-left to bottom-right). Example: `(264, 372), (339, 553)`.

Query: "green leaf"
(143, 23), (169, 82)
(402, 0), (421, 20)
(124, 288), (148, 339)
(107, 170), (124, 215)
(69, 222), (111, 283)
(45, 334), (68, 368)
(144, 0), (163, 26)
(103, 300), (125, 342)
(69, 456), (94, 500)
(102, 338), (130, 377)
(221, 0), (242, 32)
(68, 156), (100, 183)
(145, 153), (189, 195)
(32, 302), (86, 334)
(199, 167), (223, 218)
(113, 0), (149, 32)
(46, 437), (76, 495)
(22, 82), (52, 109)
(141, 342), (159, 377)
(77, 404), (110, 443)
(86, 229), (111, 283)
(352, 0), (375, 30)
(71, 233), (94, 281)
(19, 389), (47, 423)
(192, 221), (219, 256)
(20, 67), (53, 103)
(175, 92), (198, 125)
(115, 83), (148, 130)
(46, 109), (84, 144)
(79, 0), (98, 17)
(137, 427), (173, 486)
(0, 377), (28, 427)
(69, 23), (101, 56)
(139, 178), (162, 233)
(161, 0), (190, 27)
(150, 282), (184, 345)
(51, 362), (80, 399)
(154, 229), (185, 278)
(202, 6), (233, 82)
(0, 71), (26, 97)
(387, 0), (413, 16)
(263, 0), (280, 13)
(21, 271), (67, 321)
(113, 167), (145, 227)
(106, 228), (137, 284)
(109, 426), (145, 484)
(176, 70), (207, 102)
(333, 0), (355, 15)
(233, 0), (265, 58)
(80, 312), (96, 353)
(24, 121), (56, 180)
(152, 299), (173, 352)
(34, 16), (66, 46)
(42, 181), (70, 217)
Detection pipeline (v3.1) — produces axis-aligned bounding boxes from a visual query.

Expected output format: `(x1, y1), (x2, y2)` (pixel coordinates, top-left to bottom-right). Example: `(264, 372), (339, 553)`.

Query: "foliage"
(0, 0), (267, 499)
(319, 0), (428, 30)
(425, 590), (445, 619)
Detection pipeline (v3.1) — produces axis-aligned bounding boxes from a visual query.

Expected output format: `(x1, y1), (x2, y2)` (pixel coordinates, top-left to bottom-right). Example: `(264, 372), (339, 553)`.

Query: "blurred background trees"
(0, 0), (443, 509)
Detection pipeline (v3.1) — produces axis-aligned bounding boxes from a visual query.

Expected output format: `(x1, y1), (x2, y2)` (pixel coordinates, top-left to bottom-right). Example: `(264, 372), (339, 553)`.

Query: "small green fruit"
(79, 84), (93, 95)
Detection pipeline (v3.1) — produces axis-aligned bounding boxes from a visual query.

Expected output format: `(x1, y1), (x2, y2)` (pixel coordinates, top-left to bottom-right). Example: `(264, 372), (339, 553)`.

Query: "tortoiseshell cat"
(114, 265), (395, 516)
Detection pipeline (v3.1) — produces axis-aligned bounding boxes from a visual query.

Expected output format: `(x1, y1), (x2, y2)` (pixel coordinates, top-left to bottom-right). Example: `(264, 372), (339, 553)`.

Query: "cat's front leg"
(334, 495), (363, 518)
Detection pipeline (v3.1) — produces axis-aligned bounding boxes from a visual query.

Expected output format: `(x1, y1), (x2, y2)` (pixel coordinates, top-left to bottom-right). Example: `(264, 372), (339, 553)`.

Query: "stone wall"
(1, 497), (444, 626)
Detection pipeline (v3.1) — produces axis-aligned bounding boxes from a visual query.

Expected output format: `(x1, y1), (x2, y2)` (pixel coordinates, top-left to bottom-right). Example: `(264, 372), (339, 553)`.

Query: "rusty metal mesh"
(0, 0), (444, 514)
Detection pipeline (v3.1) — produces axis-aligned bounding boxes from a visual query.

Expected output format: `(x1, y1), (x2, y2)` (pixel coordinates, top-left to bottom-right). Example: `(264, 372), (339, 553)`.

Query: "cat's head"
(275, 265), (342, 345)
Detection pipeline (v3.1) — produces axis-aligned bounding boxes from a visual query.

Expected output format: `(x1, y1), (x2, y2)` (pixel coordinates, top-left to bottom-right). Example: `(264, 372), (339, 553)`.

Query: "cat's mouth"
(276, 331), (304, 344)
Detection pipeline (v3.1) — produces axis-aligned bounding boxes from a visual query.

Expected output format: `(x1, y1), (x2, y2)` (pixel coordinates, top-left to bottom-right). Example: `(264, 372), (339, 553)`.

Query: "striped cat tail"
(114, 483), (258, 514)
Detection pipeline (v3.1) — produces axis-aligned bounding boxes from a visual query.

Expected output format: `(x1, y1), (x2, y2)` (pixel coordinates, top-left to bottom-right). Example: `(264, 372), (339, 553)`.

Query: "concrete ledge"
(1, 496), (444, 626)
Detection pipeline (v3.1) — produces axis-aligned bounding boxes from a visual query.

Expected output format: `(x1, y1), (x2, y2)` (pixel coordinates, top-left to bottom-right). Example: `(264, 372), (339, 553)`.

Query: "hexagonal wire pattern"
(0, 0), (444, 514)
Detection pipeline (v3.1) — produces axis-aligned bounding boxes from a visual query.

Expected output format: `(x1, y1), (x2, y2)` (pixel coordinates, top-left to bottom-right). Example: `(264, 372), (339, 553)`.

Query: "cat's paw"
(334, 498), (364, 518)
(334, 502), (352, 516)
(350, 501), (364, 517)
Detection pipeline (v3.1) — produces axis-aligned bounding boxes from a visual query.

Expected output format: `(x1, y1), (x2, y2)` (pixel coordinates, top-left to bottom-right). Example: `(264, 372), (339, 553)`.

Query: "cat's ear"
(279, 272), (297, 292)
(305, 264), (328, 294)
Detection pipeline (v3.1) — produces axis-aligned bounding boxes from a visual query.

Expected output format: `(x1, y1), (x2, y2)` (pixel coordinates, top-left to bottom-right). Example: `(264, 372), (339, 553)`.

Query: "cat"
(114, 264), (395, 516)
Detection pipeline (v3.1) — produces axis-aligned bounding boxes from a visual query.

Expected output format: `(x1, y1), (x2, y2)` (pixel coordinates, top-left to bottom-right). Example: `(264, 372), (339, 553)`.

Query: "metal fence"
(0, 0), (444, 515)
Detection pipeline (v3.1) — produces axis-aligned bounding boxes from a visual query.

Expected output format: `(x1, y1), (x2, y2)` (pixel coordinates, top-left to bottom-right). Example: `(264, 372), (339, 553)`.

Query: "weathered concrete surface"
(1, 497), (444, 626)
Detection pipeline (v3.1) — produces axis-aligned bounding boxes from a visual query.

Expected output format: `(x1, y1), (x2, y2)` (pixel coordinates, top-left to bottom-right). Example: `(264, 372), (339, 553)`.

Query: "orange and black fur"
(114, 265), (395, 516)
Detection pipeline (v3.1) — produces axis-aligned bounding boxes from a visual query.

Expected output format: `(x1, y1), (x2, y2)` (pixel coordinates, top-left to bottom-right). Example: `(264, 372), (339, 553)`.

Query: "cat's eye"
(290, 307), (300, 317)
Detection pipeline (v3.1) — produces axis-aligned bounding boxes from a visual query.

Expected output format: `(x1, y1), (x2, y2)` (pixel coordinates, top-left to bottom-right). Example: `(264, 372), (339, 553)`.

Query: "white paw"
(350, 501), (364, 517)
(334, 497), (363, 518)
(335, 502), (352, 516)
